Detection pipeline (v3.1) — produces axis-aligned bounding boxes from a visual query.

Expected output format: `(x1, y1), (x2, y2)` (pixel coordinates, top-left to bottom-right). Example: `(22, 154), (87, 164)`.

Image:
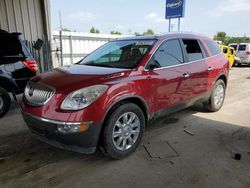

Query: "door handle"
(183, 73), (190, 79)
(207, 67), (213, 71)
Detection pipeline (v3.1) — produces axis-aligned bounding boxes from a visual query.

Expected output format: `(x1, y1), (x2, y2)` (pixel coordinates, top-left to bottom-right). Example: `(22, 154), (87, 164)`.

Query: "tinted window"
(204, 40), (221, 56)
(153, 40), (183, 68)
(223, 47), (228, 54)
(230, 45), (237, 51)
(238, 45), (246, 51)
(230, 49), (234, 55)
(182, 39), (203, 61)
(0, 35), (23, 57)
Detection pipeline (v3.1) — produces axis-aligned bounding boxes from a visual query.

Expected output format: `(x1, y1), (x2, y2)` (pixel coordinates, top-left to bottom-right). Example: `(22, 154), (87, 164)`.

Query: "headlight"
(61, 85), (108, 110)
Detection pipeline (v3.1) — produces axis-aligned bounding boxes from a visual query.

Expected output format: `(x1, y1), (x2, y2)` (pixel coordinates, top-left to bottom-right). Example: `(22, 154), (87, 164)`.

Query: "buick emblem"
(28, 87), (34, 97)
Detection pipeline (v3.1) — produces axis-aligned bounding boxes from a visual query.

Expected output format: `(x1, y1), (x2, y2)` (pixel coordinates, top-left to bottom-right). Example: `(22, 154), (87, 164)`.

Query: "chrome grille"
(24, 81), (54, 106)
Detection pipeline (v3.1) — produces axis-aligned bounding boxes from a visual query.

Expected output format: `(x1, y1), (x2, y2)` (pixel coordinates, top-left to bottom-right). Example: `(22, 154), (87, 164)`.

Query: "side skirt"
(149, 91), (212, 121)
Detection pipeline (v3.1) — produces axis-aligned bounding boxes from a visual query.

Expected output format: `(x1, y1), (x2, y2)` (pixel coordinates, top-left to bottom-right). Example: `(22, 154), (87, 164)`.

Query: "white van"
(229, 43), (250, 65)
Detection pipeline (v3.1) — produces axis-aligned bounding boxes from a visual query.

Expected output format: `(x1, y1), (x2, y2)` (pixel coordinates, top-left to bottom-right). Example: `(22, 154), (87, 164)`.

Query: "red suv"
(21, 33), (229, 159)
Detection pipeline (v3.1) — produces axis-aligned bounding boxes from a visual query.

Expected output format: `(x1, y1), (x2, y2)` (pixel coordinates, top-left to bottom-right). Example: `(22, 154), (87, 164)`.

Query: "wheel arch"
(0, 76), (18, 93)
(216, 74), (228, 88)
(98, 96), (150, 145)
(103, 96), (149, 124)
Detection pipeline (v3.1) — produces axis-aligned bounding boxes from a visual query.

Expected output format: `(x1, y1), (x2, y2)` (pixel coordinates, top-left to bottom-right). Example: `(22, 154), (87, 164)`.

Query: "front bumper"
(21, 111), (102, 154)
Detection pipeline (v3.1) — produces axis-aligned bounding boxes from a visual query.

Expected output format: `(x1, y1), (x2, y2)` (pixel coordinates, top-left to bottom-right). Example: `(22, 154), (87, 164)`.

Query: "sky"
(50, 0), (250, 38)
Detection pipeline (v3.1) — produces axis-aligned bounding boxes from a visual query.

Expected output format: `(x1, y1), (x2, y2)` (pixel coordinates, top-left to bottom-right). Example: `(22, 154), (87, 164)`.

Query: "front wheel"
(0, 87), (11, 118)
(204, 79), (226, 112)
(101, 103), (145, 159)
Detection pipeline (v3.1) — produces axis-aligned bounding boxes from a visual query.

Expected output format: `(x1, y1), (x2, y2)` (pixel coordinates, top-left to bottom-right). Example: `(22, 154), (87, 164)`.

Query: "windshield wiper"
(84, 63), (115, 68)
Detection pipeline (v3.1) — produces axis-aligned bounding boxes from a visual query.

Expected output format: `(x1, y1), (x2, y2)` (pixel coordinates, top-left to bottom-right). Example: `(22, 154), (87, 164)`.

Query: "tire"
(101, 103), (145, 159)
(204, 79), (226, 112)
(0, 87), (11, 118)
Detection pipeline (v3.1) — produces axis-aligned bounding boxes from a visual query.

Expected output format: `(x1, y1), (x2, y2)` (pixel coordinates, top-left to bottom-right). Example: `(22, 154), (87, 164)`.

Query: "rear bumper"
(238, 57), (250, 64)
(238, 62), (250, 65)
(21, 111), (102, 154)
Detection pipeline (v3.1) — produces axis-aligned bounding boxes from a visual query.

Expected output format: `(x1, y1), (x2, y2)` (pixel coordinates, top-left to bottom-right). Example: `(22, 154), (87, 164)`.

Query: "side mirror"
(147, 59), (160, 70)
(33, 39), (44, 51)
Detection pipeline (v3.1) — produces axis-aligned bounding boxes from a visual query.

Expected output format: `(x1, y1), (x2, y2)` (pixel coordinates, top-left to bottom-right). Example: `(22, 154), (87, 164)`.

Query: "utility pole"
(170, 23), (175, 32)
(178, 18), (180, 32)
(59, 11), (63, 66)
(168, 19), (171, 32)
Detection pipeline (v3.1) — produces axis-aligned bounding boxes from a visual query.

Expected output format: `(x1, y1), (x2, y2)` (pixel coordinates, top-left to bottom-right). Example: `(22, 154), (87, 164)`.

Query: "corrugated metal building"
(0, 0), (51, 71)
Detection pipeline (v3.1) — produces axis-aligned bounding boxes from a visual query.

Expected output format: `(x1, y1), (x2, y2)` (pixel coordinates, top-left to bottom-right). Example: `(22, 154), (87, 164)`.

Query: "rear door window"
(152, 39), (184, 68)
(182, 39), (204, 62)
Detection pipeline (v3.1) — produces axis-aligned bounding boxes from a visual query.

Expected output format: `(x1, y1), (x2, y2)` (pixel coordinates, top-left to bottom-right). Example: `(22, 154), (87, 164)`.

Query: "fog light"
(57, 123), (89, 134)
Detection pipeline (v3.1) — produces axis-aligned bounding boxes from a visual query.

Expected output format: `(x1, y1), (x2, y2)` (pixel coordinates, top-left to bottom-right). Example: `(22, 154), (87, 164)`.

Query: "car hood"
(33, 65), (129, 92)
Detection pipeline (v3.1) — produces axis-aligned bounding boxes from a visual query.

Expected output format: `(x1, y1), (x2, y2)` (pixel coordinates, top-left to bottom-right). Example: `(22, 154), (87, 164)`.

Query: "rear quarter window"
(204, 40), (221, 56)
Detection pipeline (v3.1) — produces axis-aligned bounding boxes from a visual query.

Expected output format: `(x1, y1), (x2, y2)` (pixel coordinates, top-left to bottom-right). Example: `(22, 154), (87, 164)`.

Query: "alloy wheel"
(112, 112), (140, 151)
(214, 84), (224, 108)
(0, 96), (3, 110)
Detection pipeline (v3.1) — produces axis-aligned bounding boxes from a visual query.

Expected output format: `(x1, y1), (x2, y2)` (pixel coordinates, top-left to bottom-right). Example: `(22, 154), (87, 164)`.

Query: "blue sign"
(165, 0), (185, 19)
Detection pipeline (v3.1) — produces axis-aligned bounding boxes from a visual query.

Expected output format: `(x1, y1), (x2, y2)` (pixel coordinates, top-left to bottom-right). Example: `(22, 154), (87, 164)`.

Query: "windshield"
(230, 45), (237, 51)
(78, 39), (156, 69)
(238, 45), (246, 51)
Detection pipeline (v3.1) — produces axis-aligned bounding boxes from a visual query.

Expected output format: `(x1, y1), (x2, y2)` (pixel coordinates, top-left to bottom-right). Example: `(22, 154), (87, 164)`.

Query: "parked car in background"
(236, 43), (250, 66)
(21, 33), (229, 159)
(229, 43), (250, 66)
(0, 30), (38, 117)
(234, 56), (241, 66)
(220, 45), (235, 68)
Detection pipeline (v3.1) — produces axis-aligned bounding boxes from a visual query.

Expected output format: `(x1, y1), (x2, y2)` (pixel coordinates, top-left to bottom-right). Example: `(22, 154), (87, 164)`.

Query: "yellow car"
(219, 45), (235, 68)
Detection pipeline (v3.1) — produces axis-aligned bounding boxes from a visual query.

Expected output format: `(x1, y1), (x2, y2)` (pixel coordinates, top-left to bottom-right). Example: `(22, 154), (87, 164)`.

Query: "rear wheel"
(101, 103), (145, 159)
(204, 79), (226, 112)
(0, 87), (11, 118)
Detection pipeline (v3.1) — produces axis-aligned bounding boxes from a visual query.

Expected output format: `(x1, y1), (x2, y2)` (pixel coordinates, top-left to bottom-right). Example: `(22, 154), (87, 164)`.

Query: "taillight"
(23, 59), (38, 72)
(246, 51), (250, 55)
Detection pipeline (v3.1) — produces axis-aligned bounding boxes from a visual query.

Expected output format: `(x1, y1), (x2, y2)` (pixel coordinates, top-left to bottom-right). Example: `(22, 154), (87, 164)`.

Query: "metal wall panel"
(20, 0), (32, 40)
(0, 0), (50, 41)
(13, 0), (25, 35)
(0, 0), (9, 30)
(5, 0), (16, 31)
